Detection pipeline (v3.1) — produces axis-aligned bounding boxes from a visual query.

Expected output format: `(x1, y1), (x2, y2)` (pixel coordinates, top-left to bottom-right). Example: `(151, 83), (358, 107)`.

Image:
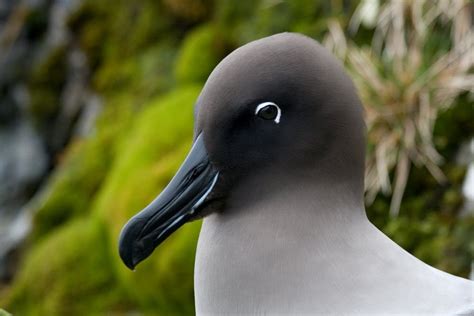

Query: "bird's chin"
(187, 196), (227, 221)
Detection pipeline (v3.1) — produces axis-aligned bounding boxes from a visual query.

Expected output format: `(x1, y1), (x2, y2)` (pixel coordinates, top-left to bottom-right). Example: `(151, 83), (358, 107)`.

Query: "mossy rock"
(32, 102), (134, 241)
(31, 140), (108, 240)
(28, 44), (67, 127)
(0, 309), (11, 316)
(213, 0), (334, 45)
(66, 0), (111, 68)
(93, 85), (202, 313)
(174, 24), (223, 85)
(163, 0), (212, 23)
(2, 218), (132, 315)
(94, 41), (178, 97)
(3, 85), (203, 315)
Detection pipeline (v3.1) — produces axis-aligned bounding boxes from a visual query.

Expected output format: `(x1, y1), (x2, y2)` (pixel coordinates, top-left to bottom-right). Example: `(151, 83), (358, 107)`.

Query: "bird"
(118, 33), (473, 315)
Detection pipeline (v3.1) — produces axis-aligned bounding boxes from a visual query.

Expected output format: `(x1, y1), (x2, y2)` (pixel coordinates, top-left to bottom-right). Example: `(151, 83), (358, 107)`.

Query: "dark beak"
(118, 134), (218, 270)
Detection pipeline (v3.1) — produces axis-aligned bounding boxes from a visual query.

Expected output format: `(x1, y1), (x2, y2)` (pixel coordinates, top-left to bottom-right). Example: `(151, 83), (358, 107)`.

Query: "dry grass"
(324, 0), (473, 216)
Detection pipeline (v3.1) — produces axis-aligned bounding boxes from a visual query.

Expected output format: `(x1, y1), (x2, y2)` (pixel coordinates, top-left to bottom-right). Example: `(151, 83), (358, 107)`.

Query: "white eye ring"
(255, 102), (282, 124)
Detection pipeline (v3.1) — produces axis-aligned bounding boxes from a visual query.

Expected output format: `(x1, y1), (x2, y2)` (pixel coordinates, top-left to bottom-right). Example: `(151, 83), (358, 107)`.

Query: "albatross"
(118, 33), (473, 315)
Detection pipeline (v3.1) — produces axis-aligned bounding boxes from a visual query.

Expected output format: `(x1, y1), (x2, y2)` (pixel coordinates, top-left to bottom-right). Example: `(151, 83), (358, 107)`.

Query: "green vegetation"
(94, 86), (202, 313)
(175, 24), (224, 85)
(28, 44), (67, 131)
(3, 219), (129, 315)
(2, 1), (472, 314)
(0, 309), (11, 316)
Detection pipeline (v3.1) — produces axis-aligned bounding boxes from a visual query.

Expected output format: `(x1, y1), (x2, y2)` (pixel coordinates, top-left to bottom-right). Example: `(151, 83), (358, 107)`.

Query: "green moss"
(92, 86), (202, 313)
(2, 219), (133, 315)
(28, 45), (67, 127)
(3, 82), (202, 316)
(78, 19), (108, 67)
(0, 309), (11, 316)
(382, 212), (474, 278)
(111, 2), (169, 57)
(5, 1), (473, 314)
(162, 0), (212, 23)
(94, 41), (178, 97)
(213, 0), (344, 45)
(214, 1), (258, 44)
(174, 24), (223, 85)
(72, 0), (182, 97)
(68, 0), (180, 73)
(32, 102), (134, 241)
(66, 0), (111, 68)
(31, 140), (107, 240)
(434, 93), (474, 158)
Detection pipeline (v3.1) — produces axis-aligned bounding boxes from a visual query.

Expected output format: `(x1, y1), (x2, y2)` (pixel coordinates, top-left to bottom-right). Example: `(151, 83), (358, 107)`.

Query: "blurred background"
(0, 0), (472, 314)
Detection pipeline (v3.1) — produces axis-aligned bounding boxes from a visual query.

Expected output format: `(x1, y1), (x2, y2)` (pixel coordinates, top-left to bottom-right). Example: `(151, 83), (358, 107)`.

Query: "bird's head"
(119, 32), (366, 270)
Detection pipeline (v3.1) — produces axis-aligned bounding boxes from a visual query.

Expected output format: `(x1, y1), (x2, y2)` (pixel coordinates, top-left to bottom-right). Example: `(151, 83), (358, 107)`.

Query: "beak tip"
(126, 261), (137, 271)
(118, 222), (142, 270)
(124, 261), (136, 271)
(119, 244), (145, 271)
(117, 134), (218, 270)
(118, 244), (136, 270)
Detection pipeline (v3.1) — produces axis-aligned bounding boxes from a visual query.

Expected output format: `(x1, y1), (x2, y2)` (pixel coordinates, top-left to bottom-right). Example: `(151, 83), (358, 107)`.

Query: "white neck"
(194, 175), (471, 314)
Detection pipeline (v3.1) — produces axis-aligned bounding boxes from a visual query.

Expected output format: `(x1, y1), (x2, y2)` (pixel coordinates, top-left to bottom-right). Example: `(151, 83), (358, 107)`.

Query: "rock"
(0, 0), (95, 279)
(1, 218), (129, 315)
(0, 118), (48, 279)
(2, 86), (202, 314)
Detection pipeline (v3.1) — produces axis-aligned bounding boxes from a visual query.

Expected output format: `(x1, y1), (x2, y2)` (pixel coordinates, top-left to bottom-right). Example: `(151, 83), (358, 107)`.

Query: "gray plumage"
(192, 33), (473, 315)
(118, 32), (473, 315)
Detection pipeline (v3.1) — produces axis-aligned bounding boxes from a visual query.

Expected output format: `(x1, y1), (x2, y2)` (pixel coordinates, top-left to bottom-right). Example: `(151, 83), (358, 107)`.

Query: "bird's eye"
(255, 102), (281, 124)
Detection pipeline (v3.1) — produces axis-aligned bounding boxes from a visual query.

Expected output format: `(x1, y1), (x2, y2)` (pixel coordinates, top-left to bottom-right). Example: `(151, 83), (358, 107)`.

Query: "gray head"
(119, 32), (366, 269)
